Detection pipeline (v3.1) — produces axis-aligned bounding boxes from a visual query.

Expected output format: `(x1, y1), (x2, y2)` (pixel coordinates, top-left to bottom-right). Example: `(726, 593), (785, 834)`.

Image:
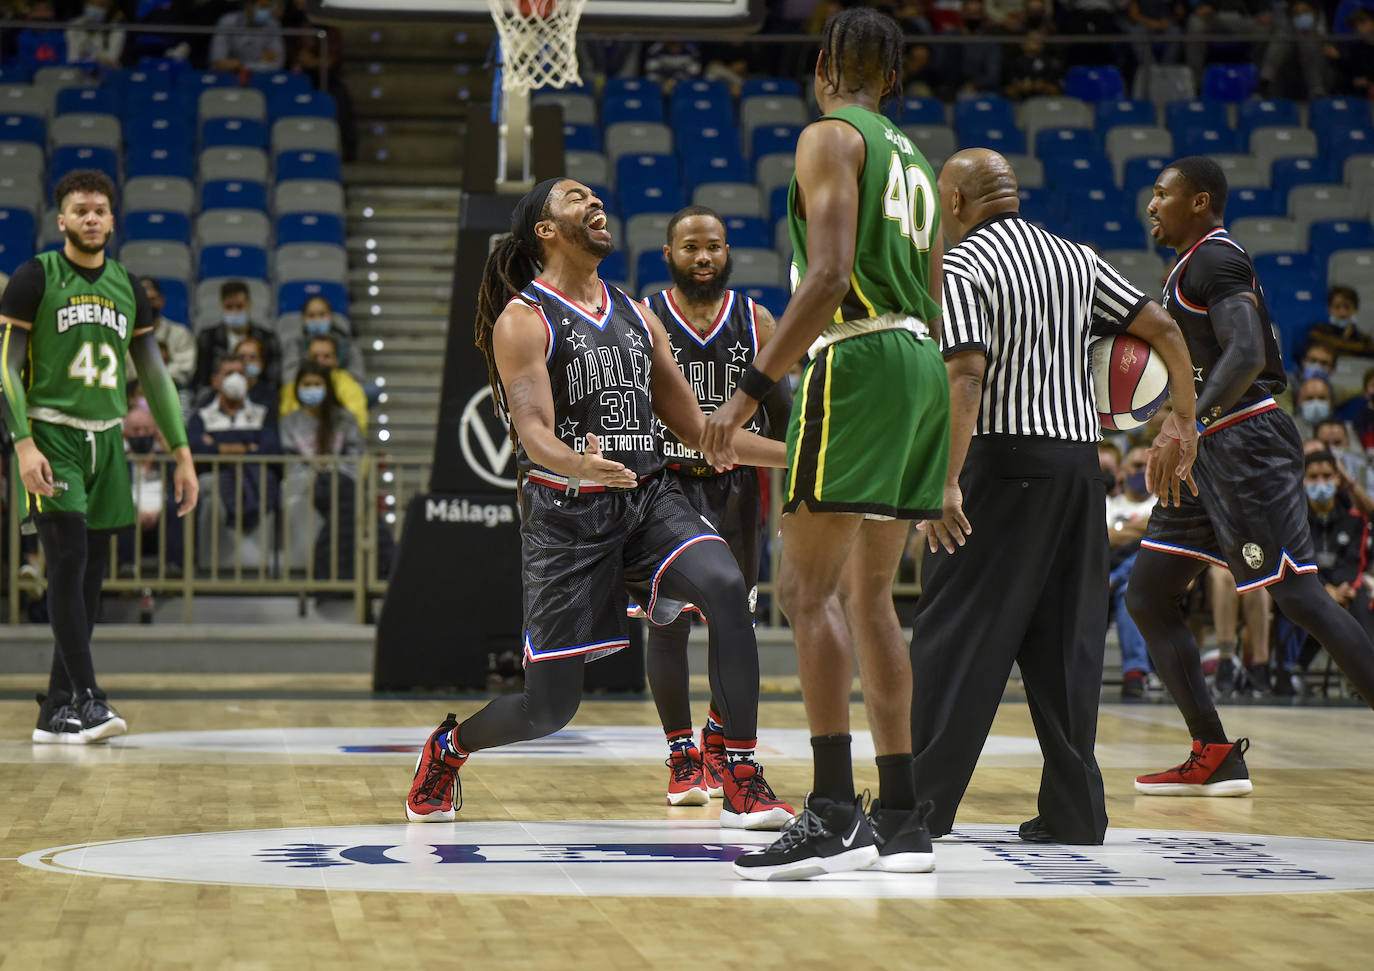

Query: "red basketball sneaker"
(666, 746), (709, 806)
(700, 723), (727, 798)
(406, 713), (466, 822)
(719, 759), (795, 830)
(1134, 737), (1253, 796)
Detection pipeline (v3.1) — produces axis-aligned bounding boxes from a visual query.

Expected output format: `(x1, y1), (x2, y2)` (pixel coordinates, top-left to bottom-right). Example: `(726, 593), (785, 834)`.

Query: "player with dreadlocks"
(405, 177), (795, 832)
(705, 7), (949, 879)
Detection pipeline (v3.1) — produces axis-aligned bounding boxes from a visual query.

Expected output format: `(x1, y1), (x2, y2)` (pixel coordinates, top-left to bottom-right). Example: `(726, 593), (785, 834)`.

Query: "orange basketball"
(518, 0), (557, 16)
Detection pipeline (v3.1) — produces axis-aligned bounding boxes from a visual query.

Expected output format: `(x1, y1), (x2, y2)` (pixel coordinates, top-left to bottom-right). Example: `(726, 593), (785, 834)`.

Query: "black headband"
(510, 177), (564, 261)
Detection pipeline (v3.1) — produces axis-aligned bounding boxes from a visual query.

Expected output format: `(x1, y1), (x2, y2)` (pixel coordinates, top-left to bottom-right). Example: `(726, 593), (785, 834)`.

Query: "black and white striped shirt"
(940, 212), (1150, 442)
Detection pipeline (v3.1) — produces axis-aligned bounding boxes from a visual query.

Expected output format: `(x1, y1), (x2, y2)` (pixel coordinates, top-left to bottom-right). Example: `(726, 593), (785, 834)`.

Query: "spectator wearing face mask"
(1259, 0), (1329, 98)
(1293, 374), (1339, 439)
(280, 295), (364, 387)
(1344, 365), (1374, 449)
(234, 335), (277, 412)
(1315, 416), (1374, 494)
(279, 333), (368, 434)
(1305, 286), (1374, 359)
(187, 355), (281, 532)
(1107, 446), (1158, 698)
(1274, 449), (1374, 694)
(194, 281), (281, 394)
(65, 0), (126, 68)
(210, 0), (285, 74)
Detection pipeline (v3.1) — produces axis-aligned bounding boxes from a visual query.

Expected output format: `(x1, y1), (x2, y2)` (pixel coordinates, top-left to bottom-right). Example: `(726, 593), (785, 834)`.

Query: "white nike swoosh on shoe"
(840, 817), (862, 848)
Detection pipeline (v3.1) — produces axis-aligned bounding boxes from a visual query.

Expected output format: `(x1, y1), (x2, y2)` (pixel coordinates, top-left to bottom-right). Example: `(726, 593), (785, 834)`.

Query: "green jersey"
(23, 250), (140, 426)
(788, 105), (941, 328)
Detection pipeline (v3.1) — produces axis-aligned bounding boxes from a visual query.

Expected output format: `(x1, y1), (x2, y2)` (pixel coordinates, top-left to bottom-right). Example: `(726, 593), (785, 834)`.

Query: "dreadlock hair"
(474, 229), (547, 448)
(1167, 155), (1229, 217)
(818, 6), (904, 110)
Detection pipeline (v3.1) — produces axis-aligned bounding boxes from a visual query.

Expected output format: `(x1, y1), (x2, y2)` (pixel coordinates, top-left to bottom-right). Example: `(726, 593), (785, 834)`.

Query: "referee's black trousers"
(910, 435), (1109, 844)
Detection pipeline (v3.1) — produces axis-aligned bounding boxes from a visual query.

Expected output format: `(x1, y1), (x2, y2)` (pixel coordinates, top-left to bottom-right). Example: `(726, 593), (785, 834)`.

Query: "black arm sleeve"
(1195, 294), (1268, 424)
(0, 259), (47, 323)
(126, 268), (156, 332)
(759, 376), (793, 442)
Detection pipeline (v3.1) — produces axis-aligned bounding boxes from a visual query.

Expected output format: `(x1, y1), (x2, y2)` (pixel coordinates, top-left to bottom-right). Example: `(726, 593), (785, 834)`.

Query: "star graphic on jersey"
(1193, 365), (1204, 383)
(668, 339), (683, 362)
(558, 417), (579, 440)
(727, 340), (750, 363)
(565, 329), (588, 350)
(628, 330), (644, 349)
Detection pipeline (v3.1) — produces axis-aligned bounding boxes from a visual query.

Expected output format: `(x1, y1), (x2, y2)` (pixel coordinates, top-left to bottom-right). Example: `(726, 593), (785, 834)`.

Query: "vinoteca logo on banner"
(425, 498), (515, 527)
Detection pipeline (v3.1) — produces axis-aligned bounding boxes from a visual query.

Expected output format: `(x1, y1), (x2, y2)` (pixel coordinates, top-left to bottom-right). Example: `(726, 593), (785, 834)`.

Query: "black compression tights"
(458, 540), (758, 751)
(646, 613), (722, 736)
(38, 515), (111, 702)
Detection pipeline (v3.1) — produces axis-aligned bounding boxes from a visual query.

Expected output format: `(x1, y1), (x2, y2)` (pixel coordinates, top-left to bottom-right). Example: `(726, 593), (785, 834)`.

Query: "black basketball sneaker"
(733, 793), (878, 881)
(867, 799), (935, 872)
(76, 689), (127, 743)
(32, 693), (83, 744)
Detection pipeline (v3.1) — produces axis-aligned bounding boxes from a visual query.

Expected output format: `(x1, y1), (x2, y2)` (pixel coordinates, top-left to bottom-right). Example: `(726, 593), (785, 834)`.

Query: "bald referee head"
(937, 149), (1021, 244)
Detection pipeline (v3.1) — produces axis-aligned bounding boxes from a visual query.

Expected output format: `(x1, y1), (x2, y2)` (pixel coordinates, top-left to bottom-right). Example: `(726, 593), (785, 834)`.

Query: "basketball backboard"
(308, 0), (764, 32)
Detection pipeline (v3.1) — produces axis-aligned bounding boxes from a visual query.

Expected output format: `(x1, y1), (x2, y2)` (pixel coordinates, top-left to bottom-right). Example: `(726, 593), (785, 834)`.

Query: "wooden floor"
(3, 673), (1374, 970)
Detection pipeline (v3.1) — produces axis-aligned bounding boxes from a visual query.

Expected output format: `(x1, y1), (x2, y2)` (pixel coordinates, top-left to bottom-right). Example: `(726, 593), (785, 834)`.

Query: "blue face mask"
(1301, 399), (1332, 424)
(1306, 480), (1337, 504)
(303, 317), (332, 337)
(1300, 363), (1331, 381)
(298, 385), (327, 408)
(1292, 11), (1315, 30)
(81, 4), (106, 21)
(252, 6), (273, 25)
(1125, 470), (1148, 495)
(1331, 315), (1357, 327)
(222, 311), (249, 329)
(243, 362), (261, 380)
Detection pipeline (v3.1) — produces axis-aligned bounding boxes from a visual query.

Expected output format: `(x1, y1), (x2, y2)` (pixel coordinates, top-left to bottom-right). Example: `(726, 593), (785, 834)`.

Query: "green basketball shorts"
(16, 420), (135, 531)
(784, 328), (949, 520)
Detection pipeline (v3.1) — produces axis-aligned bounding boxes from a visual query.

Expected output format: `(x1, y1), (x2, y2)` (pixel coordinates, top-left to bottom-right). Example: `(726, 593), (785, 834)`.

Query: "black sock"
(810, 734), (854, 803)
(875, 753), (915, 811)
(1188, 713), (1228, 745)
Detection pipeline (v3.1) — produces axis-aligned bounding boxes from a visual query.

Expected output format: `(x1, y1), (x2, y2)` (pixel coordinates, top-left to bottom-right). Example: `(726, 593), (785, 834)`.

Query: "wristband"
(737, 363), (776, 401)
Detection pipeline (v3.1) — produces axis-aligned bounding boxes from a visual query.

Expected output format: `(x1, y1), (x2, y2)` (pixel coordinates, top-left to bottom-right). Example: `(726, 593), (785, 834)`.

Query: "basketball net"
(486, 0), (588, 190)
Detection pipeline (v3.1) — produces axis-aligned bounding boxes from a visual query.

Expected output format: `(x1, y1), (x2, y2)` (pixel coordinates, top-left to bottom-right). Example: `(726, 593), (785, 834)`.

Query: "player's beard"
(669, 254), (732, 304)
(64, 223), (111, 255)
(555, 213), (613, 259)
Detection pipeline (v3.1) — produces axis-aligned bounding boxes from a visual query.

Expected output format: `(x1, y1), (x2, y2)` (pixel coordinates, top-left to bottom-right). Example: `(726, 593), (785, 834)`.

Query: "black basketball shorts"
(518, 470), (727, 664)
(668, 465), (762, 595)
(1141, 403), (1317, 592)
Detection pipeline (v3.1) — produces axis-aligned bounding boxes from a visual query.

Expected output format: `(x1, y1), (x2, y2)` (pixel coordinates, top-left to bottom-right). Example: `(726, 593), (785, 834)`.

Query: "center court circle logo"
(19, 823), (1374, 899)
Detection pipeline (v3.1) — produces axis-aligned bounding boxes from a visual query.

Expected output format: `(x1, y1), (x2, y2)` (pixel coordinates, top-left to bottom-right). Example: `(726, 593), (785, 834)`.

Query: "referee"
(908, 149), (1199, 845)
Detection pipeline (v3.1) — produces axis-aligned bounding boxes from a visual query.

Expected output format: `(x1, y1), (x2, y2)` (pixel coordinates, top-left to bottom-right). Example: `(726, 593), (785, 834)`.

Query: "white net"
(486, 0), (589, 92)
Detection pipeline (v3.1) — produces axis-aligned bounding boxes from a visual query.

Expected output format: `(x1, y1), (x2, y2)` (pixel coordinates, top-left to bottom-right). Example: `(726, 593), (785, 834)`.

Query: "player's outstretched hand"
(15, 438), (55, 497)
(917, 482), (972, 553)
(1147, 413), (1199, 507)
(172, 452), (199, 517)
(579, 433), (637, 488)
(701, 393), (748, 470)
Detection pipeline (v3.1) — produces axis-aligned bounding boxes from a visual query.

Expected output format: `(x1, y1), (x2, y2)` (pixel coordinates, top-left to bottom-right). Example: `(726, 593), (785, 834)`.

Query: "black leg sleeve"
(84, 529), (113, 638)
(653, 540), (758, 743)
(646, 613), (694, 735)
(454, 653), (586, 752)
(36, 514), (98, 699)
(1268, 572), (1374, 708)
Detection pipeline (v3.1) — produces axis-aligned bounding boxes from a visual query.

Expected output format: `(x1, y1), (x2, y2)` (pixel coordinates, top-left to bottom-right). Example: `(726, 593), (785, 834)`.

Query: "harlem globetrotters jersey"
(21, 250), (140, 425)
(644, 287), (765, 472)
(512, 278), (666, 480)
(788, 105), (942, 328)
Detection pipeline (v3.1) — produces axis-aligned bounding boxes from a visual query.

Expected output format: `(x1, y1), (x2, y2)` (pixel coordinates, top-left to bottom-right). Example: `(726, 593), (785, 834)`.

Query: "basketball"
(518, 0), (557, 17)
(1089, 333), (1169, 431)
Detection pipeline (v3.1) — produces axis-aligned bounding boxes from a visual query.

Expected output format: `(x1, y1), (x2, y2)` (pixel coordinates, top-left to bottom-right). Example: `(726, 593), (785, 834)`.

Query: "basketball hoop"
(486, 0), (587, 191)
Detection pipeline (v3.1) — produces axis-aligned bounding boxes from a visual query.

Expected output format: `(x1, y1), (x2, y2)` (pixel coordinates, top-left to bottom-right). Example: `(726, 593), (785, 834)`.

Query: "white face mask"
(220, 372), (248, 401)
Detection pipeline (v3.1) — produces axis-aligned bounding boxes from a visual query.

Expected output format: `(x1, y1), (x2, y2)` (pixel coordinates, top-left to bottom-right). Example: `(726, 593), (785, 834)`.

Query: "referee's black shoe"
(733, 793), (878, 881)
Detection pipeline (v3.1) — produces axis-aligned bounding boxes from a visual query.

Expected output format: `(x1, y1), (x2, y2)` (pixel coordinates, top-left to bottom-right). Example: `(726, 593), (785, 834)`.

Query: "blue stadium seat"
(960, 123), (1026, 155)
(1077, 186), (1136, 223)
(278, 280), (348, 316)
(599, 250), (630, 290)
(1271, 157), (1336, 200)
(125, 115), (192, 152)
(687, 153), (750, 189)
(1064, 65), (1126, 102)
(1096, 99), (1157, 132)
(121, 88), (182, 124)
(602, 94), (665, 126)
(1123, 156), (1169, 193)
(1072, 215), (1146, 251)
(55, 86), (118, 117)
(604, 77), (662, 100)
(1309, 97), (1374, 144)
(0, 63), (35, 84)
(114, 68), (175, 95)
(250, 72), (314, 97)
(0, 113), (45, 147)
(276, 212), (345, 245)
(677, 124), (742, 162)
(1164, 99), (1230, 140)
(740, 78), (801, 99)
(750, 124), (803, 159)
(955, 95), (1016, 137)
(1176, 126), (1244, 155)
(1034, 127), (1099, 158)
(769, 185), (790, 224)
(275, 149), (342, 183)
(1236, 98), (1300, 136)
(670, 79), (731, 107)
(125, 145), (193, 180)
(0, 236), (35, 275)
(201, 117), (269, 150)
(0, 207), (36, 262)
(620, 184), (686, 219)
(1016, 187), (1059, 228)
(900, 97), (946, 126)
(670, 82), (733, 129)
(1326, 128), (1374, 168)
(1267, 285), (1324, 360)
(123, 210), (191, 245)
(636, 250), (667, 289)
(1225, 187), (1282, 222)
(1200, 63), (1259, 101)
(616, 153), (678, 193)
(740, 284), (787, 318)
(268, 90), (337, 121)
(49, 145), (118, 188)
(1044, 155), (1115, 191)
(154, 278), (190, 325)
(562, 123), (602, 153)
(200, 179), (269, 213)
(198, 243), (268, 281)
(1254, 252), (1316, 285)
(1309, 220), (1374, 265)
(722, 215), (769, 249)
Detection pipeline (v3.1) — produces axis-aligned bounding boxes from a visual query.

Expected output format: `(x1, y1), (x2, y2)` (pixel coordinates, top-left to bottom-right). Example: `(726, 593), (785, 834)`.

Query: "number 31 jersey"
(23, 250), (140, 423)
